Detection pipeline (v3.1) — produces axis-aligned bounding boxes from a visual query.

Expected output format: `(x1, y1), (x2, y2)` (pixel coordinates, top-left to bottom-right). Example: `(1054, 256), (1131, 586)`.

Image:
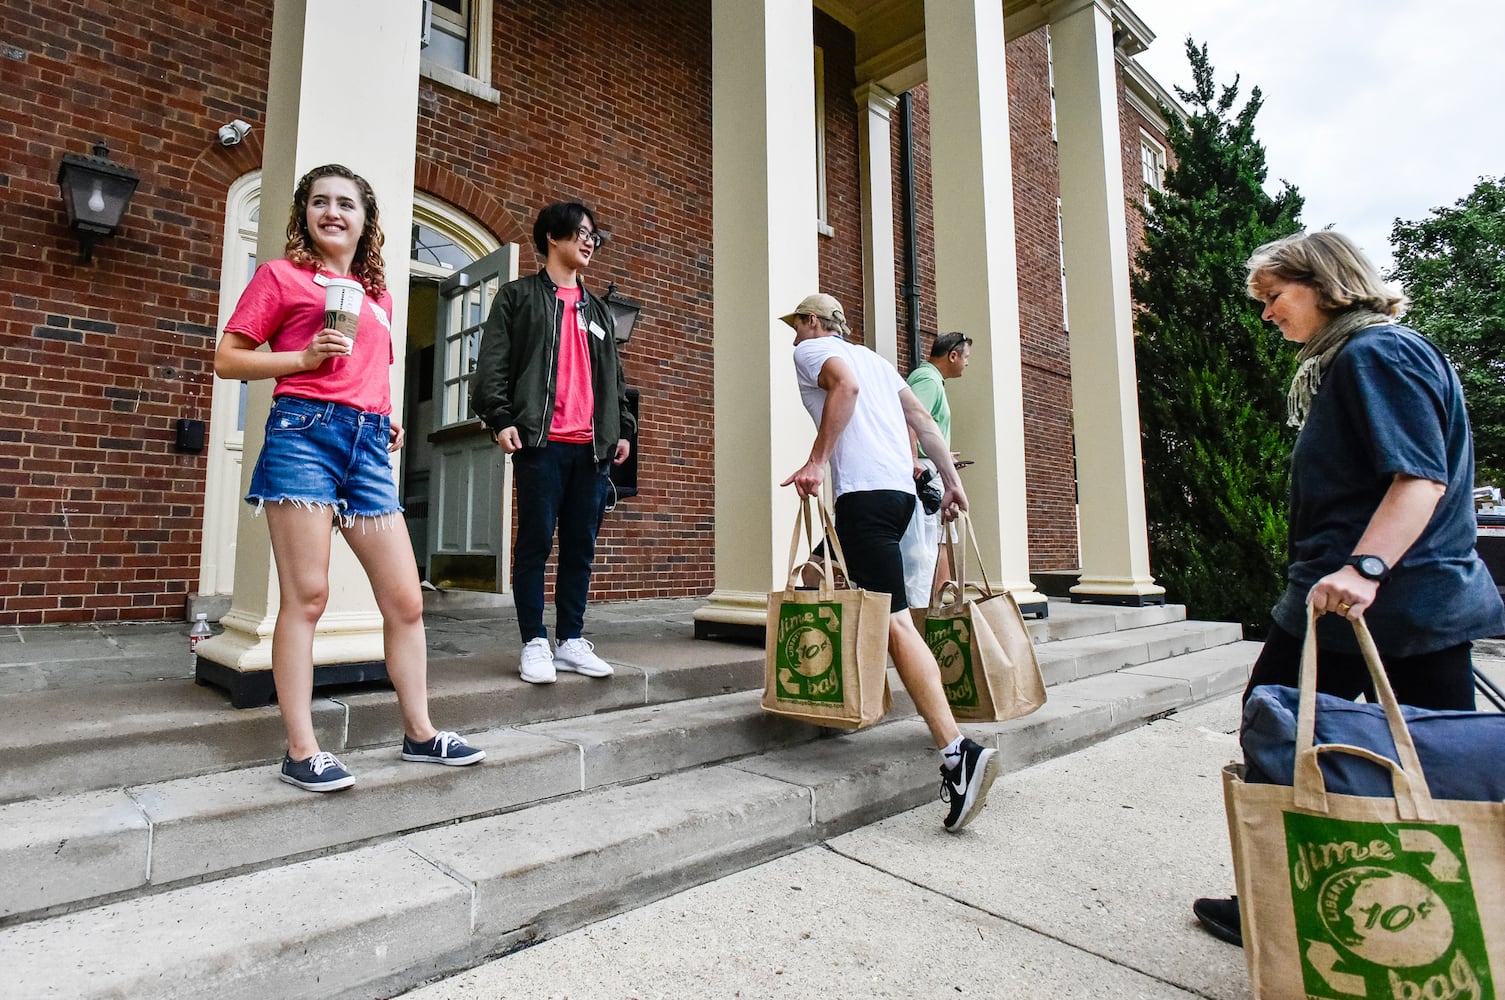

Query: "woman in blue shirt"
(1193, 230), (1504, 947)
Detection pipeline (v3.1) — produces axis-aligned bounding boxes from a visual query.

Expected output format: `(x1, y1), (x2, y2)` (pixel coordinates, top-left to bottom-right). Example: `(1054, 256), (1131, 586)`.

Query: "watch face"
(1357, 555), (1387, 578)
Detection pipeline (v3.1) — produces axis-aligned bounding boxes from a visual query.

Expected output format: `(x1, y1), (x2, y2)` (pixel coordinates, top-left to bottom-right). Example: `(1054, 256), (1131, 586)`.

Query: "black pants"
(1243, 622), (1476, 711)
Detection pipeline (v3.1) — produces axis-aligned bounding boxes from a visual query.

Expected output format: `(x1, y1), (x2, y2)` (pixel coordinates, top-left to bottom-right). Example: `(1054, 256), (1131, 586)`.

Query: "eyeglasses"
(573, 226), (602, 248)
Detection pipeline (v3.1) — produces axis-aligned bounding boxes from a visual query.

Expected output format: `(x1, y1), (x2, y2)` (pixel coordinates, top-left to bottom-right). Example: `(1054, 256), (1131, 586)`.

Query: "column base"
(1069, 576), (1167, 607)
(194, 655), (389, 709)
(693, 589), (770, 642)
(191, 607), (392, 708)
(1002, 587), (1049, 619)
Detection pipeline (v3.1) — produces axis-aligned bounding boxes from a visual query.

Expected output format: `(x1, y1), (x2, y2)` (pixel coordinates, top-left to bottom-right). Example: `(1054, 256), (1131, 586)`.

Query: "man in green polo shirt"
(904, 332), (972, 608)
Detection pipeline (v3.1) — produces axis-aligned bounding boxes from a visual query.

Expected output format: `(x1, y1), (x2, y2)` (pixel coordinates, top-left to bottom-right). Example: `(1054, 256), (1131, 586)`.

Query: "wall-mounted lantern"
(604, 282), (643, 344)
(56, 141), (139, 263)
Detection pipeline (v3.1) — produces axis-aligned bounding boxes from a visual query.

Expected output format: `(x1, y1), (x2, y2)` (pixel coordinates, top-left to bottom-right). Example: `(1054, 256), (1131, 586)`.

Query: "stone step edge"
(0, 635), (1255, 927)
(0, 647), (1256, 1000)
(0, 613), (1234, 808)
(0, 634), (1256, 929)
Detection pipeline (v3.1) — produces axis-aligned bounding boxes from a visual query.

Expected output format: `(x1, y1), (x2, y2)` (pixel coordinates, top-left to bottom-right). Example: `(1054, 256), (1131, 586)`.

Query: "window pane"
(411, 222), (472, 270)
(425, 24), (467, 73)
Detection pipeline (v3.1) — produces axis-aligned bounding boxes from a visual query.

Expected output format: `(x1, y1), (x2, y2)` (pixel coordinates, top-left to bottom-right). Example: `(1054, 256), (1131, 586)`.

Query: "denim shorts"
(246, 396), (402, 523)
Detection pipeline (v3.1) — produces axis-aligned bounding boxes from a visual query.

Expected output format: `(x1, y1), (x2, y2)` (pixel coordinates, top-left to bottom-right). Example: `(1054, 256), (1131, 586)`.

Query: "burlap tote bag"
(922, 511), (1046, 722)
(1223, 607), (1505, 998)
(762, 496), (892, 730)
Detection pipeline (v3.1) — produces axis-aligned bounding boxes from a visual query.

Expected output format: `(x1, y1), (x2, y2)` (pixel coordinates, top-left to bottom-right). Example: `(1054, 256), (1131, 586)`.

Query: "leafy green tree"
(1390, 177), (1505, 487)
(1132, 40), (1304, 635)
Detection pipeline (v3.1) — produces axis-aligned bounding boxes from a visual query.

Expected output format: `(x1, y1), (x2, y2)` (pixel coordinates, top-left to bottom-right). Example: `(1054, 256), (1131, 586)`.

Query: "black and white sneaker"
(401, 730), (486, 766)
(939, 738), (998, 832)
(279, 751), (356, 792)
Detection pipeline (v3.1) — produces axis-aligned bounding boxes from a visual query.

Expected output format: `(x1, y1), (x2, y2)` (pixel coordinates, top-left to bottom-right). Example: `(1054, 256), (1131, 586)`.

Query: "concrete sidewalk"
(402, 692), (1256, 1000)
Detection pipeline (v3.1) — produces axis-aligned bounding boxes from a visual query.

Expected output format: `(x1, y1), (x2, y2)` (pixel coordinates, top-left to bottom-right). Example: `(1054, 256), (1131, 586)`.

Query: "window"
(1046, 27), (1058, 142)
(420, 0), (497, 101)
(411, 222), (472, 271)
(1140, 133), (1166, 206)
(814, 47), (832, 237)
(424, 0), (469, 73)
(1056, 197), (1069, 331)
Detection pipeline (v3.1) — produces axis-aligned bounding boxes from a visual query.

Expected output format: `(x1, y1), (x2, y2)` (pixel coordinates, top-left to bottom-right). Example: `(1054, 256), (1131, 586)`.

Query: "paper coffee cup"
(323, 277), (364, 341)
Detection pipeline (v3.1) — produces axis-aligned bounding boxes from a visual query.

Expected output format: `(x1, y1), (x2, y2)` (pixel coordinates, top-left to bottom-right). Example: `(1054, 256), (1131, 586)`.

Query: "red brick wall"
(0, 1), (275, 624)
(895, 30), (1080, 572)
(453, 0), (719, 602)
(1118, 70), (1176, 281)
(815, 12), (865, 339)
(0, 3), (1149, 622)
(1006, 30), (1077, 571)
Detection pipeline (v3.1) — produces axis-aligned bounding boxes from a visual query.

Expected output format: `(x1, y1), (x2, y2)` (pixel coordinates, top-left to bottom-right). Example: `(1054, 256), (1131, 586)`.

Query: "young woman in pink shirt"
(214, 164), (483, 791)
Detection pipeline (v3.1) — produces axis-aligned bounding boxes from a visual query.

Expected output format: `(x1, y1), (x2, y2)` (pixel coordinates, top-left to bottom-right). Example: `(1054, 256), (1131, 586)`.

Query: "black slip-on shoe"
(1193, 895), (1243, 947)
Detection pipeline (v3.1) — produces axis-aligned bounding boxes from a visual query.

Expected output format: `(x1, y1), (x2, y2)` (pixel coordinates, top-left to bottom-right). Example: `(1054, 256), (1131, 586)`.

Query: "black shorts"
(830, 489), (916, 614)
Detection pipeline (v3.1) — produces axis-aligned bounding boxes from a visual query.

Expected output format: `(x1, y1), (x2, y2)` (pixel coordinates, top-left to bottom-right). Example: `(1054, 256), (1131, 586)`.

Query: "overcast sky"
(1125, 0), (1505, 274)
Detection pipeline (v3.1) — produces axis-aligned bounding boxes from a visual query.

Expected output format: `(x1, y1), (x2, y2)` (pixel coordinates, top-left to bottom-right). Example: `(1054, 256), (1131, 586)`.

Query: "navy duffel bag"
(1242, 681), (1505, 801)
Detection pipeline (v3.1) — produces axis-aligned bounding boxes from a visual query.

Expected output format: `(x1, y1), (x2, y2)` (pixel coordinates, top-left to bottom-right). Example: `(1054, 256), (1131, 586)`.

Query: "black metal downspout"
(898, 91), (920, 367)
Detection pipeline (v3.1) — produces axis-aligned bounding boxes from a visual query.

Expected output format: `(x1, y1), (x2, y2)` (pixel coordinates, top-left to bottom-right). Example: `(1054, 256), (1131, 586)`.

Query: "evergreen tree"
(1390, 176), (1505, 486)
(1132, 40), (1304, 635)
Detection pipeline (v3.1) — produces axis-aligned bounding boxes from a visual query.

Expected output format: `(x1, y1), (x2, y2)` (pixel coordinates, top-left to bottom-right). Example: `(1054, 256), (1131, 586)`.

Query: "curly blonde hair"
(284, 164), (387, 297)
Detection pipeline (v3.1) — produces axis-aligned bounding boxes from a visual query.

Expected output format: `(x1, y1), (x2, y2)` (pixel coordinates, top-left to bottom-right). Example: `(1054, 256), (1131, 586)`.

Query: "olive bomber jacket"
(469, 269), (635, 463)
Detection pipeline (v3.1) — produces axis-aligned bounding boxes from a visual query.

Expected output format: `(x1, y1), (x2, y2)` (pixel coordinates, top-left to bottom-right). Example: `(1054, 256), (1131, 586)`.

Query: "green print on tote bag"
(1284, 812), (1492, 1000)
(925, 616), (980, 710)
(772, 603), (845, 705)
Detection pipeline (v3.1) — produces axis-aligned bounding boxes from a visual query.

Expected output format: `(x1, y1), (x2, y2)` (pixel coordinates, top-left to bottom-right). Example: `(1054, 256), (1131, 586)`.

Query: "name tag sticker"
(590, 321), (607, 341)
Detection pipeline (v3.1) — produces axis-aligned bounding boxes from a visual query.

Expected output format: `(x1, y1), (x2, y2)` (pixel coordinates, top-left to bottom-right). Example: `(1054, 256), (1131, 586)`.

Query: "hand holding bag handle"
(1291, 603), (1437, 821)
(934, 510), (995, 611)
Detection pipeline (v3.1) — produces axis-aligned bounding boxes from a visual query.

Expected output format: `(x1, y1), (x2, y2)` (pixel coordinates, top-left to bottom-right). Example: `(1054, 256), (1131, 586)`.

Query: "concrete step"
(0, 645), (764, 806)
(0, 641), (1258, 1000)
(1035, 618), (1244, 686)
(0, 600), (1190, 805)
(0, 689), (828, 922)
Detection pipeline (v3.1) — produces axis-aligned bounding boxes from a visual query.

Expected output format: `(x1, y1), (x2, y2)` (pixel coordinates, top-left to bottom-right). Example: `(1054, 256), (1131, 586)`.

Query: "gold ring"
(1338, 602), (1351, 612)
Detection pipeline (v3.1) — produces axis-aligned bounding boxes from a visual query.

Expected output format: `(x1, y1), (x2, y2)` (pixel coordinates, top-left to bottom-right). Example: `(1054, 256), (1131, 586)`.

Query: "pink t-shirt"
(225, 258), (395, 414)
(549, 282), (594, 444)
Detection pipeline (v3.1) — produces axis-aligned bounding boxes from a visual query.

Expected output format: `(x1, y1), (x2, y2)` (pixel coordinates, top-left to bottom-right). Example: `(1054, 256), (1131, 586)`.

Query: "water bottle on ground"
(189, 613), (212, 654)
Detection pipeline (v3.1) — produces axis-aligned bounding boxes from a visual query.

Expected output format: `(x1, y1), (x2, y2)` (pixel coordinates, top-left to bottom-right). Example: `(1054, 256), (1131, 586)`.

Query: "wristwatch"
(1345, 554), (1390, 581)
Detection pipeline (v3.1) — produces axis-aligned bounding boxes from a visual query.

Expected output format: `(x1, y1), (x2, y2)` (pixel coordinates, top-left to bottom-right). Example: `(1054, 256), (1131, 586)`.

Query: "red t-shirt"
(549, 283), (595, 443)
(225, 258), (395, 414)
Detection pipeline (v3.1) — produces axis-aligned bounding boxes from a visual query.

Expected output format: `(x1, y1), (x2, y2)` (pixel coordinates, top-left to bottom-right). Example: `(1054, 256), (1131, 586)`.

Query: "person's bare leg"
(887, 610), (961, 748)
(930, 539), (953, 606)
(341, 513), (436, 743)
(265, 503), (336, 760)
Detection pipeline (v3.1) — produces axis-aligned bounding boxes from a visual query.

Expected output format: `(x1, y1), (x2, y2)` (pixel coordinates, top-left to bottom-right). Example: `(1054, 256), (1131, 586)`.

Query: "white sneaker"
(554, 637), (614, 678)
(519, 637), (556, 684)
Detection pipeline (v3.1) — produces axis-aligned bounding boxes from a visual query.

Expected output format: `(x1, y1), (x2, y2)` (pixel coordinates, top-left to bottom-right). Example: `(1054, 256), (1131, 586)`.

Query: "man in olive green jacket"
(470, 201), (635, 684)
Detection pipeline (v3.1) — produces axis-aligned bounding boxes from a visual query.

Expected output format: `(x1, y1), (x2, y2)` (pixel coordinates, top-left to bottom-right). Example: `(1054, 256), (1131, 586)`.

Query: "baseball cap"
(779, 293), (845, 329)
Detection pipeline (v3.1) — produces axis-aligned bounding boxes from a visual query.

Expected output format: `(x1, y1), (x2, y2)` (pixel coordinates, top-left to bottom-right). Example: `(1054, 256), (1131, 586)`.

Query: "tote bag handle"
(1292, 604), (1437, 821)
(935, 510), (998, 612)
(780, 495), (855, 601)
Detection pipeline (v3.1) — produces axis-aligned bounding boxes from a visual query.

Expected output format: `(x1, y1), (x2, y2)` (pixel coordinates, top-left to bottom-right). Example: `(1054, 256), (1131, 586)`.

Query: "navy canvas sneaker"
(279, 751), (356, 792)
(939, 738), (998, 832)
(401, 730), (486, 766)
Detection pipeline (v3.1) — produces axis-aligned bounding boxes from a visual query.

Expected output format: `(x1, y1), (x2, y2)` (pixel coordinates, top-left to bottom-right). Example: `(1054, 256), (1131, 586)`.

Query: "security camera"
(218, 119), (252, 147)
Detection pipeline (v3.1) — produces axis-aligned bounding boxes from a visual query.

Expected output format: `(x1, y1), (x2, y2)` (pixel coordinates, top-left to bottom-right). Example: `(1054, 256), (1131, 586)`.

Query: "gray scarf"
(1286, 309), (1391, 428)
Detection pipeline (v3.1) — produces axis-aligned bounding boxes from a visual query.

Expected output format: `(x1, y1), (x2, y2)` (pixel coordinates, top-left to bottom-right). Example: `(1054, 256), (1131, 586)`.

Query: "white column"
(923, 0), (1045, 612)
(1046, 0), (1164, 604)
(196, 0), (423, 688)
(855, 83), (899, 366)
(694, 0), (821, 635)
